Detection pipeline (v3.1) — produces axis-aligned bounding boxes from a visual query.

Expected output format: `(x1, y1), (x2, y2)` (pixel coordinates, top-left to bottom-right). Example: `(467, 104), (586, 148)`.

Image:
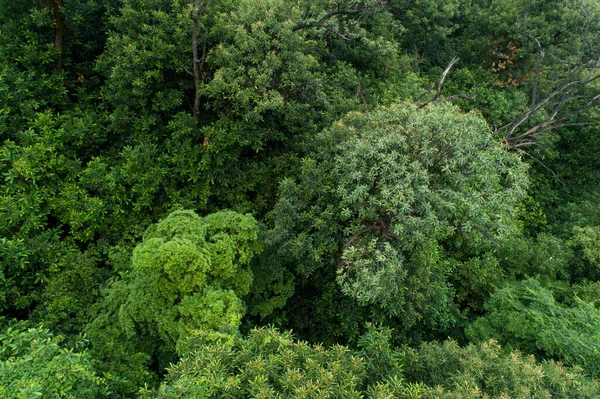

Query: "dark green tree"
(256, 102), (528, 342)
(468, 279), (600, 377)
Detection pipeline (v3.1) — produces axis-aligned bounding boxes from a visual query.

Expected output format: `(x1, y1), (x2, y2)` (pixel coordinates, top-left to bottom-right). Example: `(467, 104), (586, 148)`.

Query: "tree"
(86, 209), (260, 394)
(141, 325), (415, 399)
(401, 338), (600, 399)
(258, 102), (528, 340)
(0, 319), (108, 398)
(467, 279), (600, 377)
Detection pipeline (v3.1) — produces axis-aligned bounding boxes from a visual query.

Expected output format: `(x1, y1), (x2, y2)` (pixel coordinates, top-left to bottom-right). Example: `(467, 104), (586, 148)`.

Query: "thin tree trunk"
(49, 0), (64, 73)
(191, 0), (207, 126)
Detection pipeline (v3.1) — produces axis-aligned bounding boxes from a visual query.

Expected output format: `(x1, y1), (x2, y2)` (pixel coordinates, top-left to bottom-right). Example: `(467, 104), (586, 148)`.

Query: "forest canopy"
(1, 0), (600, 397)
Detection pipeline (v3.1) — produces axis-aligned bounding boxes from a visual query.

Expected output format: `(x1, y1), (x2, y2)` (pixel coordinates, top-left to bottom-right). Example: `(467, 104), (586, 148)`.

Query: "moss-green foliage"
(144, 325), (600, 399)
(401, 338), (600, 399)
(118, 210), (259, 347)
(0, 319), (108, 398)
(142, 325), (413, 399)
(467, 279), (600, 378)
(86, 209), (260, 394)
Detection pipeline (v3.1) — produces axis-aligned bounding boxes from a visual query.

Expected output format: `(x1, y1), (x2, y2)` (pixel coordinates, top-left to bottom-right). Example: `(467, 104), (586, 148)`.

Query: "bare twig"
(414, 83), (435, 104)
(434, 57), (460, 102)
(519, 150), (564, 185)
(496, 55), (600, 149)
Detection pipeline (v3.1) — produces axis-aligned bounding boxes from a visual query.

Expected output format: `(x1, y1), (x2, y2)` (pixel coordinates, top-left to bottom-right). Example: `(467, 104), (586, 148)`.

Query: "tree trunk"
(191, 0), (207, 126)
(48, 0), (64, 73)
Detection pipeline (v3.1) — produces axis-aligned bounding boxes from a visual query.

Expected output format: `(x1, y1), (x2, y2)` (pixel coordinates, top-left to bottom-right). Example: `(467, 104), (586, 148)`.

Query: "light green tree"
(141, 325), (417, 399)
(401, 338), (600, 399)
(117, 209), (259, 348)
(86, 209), (260, 394)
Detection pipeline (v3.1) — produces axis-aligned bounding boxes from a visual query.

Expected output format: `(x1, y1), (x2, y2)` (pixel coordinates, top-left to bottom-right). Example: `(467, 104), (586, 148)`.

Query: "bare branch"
(341, 217), (392, 253)
(497, 53), (600, 148)
(293, 1), (388, 31)
(414, 83), (435, 104)
(417, 58), (472, 108)
(471, 226), (500, 247)
(357, 79), (369, 113)
(519, 150), (564, 185)
(341, 225), (376, 253)
(508, 141), (547, 150)
(435, 57), (460, 101)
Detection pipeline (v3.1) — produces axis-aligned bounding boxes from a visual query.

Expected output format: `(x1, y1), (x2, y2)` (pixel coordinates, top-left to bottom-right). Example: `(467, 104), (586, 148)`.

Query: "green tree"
(86, 209), (260, 394)
(141, 325), (416, 399)
(0, 319), (108, 398)
(257, 102), (528, 341)
(401, 338), (600, 399)
(468, 279), (600, 377)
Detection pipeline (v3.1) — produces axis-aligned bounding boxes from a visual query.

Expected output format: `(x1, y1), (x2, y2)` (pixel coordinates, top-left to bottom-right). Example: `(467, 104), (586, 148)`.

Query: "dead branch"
(414, 83), (435, 104)
(293, 1), (388, 31)
(434, 57), (460, 102)
(417, 57), (473, 108)
(519, 149), (564, 185)
(495, 54), (600, 149)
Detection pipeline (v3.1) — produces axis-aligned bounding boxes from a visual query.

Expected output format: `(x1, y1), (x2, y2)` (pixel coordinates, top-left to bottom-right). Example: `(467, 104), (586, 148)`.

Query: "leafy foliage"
(262, 102), (527, 336)
(0, 319), (108, 398)
(86, 209), (260, 394)
(402, 338), (600, 399)
(467, 279), (600, 377)
(2, 0), (600, 396)
(142, 325), (414, 399)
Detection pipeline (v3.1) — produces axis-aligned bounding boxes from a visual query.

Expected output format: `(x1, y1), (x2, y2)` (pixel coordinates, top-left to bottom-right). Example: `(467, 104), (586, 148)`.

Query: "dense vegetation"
(1, 0), (600, 397)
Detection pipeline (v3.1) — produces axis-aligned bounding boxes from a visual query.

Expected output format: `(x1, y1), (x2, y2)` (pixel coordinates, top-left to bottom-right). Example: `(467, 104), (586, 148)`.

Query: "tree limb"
(417, 57), (472, 108)
(471, 226), (500, 247)
(497, 53), (600, 148)
(357, 79), (369, 113)
(293, 1), (388, 31)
